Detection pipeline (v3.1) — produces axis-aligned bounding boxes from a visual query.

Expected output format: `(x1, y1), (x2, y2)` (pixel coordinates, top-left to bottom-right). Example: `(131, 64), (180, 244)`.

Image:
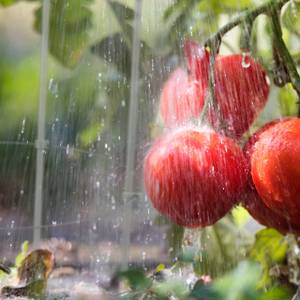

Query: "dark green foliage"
(33, 0), (93, 68)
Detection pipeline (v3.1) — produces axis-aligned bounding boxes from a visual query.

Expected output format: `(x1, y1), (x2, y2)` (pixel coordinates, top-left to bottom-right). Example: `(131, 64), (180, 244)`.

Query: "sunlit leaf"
(79, 123), (104, 146)
(0, 0), (15, 6)
(259, 287), (292, 300)
(278, 83), (298, 116)
(249, 228), (288, 287)
(198, 0), (252, 15)
(155, 264), (166, 273)
(15, 240), (29, 268)
(281, 1), (300, 35)
(231, 206), (250, 227)
(18, 249), (54, 283)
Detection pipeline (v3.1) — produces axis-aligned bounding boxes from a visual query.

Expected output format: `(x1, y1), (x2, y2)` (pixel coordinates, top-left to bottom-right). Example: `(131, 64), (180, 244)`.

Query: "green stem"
(269, 4), (300, 117)
(199, 50), (217, 124)
(205, 0), (290, 49)
(201, 0), (292, 123)
(212, 226), (230, 264)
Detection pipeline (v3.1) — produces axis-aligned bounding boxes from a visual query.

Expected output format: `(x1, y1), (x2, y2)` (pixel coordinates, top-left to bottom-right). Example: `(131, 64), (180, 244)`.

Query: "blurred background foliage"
(0, 1), (300, 296)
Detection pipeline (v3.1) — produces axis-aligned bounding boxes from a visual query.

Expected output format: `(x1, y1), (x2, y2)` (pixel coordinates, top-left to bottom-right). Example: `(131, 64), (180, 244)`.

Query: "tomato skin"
(184, 41), (270, 138)
(144, 128), (248, 227)
(243, 118), (300, 234)
(160, 68), (204, 127)
(244, 118), (291, 168)
(184, 40), (210, 90)
(213, 54), (270, 137)
(243, 186), (300, 235)
(251, 118), (300, 225)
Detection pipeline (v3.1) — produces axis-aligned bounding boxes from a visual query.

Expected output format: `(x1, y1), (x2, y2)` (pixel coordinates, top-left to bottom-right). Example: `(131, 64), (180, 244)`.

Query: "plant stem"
(212, 226), (230, 265)
(269, 4), (300, 117)
(205, 0), (290, 49)
(201, 0), (292, 124)
(199, 50), (217, 124)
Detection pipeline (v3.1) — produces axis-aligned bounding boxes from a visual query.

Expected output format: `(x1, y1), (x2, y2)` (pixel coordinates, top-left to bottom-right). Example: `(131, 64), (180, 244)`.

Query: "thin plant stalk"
(33, 0), (50, 245)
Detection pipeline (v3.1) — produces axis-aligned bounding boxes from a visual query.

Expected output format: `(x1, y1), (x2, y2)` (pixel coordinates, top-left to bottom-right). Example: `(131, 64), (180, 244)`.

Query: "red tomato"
(251, 118), (300, 225)
(184, 40), (210, 91)
(243, 118), (300, 234)
(244, 118), (291, 169)
(184, 41), (270, 138)
(144, 128), (248, 227)
(243, 186), (300, 235)
(160, 68), (204, 127)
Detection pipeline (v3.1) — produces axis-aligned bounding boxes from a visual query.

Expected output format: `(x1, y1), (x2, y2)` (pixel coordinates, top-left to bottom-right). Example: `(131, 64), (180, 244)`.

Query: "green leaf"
(79, 123), (104, 146)
(34, 0), (93, 68)
(231, 205), (250, 228)
(193, 217), (252, 279)
(155, 264), (166, 273)
(190, 281), (217, 299)
(279, 83), (298, 116)
(221, 0), (252, 10)
(152, 278), (189, 299)
(117, 269), (152, 291)
(15, 240), (29, 268)
(108, 0), (134, 22)
(0, 0), (16, 6)
(198, 0), (252, 15)
(281, 1), (300, 35)
(259, 287), (292, 300)
(91, 33), (131, 76)
(214, 261), (261, 300)
(249, 228), (288, 288)
(190, 261), (291, 300)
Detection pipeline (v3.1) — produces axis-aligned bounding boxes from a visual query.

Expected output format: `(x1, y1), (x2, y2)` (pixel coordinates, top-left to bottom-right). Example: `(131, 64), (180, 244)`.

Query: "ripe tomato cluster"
(144, 40), (300, 232)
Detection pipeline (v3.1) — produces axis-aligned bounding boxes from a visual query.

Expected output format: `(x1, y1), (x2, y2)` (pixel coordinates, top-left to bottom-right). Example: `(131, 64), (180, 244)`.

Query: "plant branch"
(269, 4), (300, 117)
(200, 0), (292, 125)
(205, 0), (290, 49)
(199, 49), (217, 124)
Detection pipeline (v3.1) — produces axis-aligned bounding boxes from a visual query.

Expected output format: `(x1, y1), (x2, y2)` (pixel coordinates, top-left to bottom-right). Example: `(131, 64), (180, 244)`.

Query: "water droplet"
(49, 78), (59, 97)
(121, 100), (126, 107)
(52, 221), (57, 226)
(242, 52), (251, 68)
(21, 118), (26, 134)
